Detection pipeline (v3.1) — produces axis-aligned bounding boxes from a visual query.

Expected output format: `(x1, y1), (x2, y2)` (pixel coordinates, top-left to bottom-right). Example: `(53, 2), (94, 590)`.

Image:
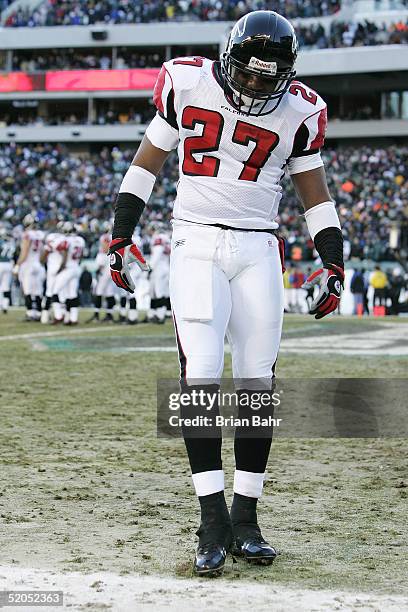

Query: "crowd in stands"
(12, 49), (164, 72)
(0, 107), (156, 127)
(1, 143), (406, 263)
(7, 18), (408, 75)
(295, 19), (408, 49)
(0, 102), (385, 127)
(5, 0), (340, 28)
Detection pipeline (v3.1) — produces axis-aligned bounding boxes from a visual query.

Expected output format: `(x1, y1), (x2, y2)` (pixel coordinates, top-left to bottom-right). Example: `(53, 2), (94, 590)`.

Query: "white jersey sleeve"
(285, 81), (327, 175)
(145, 58), (203, 152)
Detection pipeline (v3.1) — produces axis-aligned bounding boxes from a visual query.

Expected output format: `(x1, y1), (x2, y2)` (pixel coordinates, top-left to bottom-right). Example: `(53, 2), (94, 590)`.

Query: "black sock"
(230, 493), (258, 526)
(181, 384), (222, 475)
(94, 295), (102, 311)
(234, 389), (274, 474)
(199, 491), (230, 525)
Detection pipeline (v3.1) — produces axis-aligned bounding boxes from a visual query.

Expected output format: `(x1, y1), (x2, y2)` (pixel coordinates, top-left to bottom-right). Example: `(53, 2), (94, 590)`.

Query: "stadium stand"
(4, 0), (341, 28)
(0, 2), (407, 277)
(1, 143), (406, 262)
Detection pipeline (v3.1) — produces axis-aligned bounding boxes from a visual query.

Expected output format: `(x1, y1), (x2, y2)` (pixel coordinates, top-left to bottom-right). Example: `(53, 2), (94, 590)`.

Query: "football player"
(40, 222), (66, 324)
(109, 10), (344, 576)
(147, 224), (170, 324)
(0, 226), (15, 314)
(14, 214), (45, 321)
(87, 226), (116, 323)
(115, 230), (144, 324)
(52, 222), (85, 325)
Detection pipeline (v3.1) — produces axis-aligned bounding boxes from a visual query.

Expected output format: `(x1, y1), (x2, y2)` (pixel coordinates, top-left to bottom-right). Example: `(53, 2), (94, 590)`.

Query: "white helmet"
(62, 221), (74, 234)
(23, 213), (37, 228)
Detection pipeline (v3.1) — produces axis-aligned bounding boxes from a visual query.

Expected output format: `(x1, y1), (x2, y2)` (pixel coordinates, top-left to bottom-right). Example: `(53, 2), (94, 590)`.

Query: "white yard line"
(2, 323), (408, 357)
(0, 326), (117, 342)
(0, 566), (406, 612)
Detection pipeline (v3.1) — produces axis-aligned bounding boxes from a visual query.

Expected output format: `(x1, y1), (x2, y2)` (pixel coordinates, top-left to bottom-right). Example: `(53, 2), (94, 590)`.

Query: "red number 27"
(181, 105), (279, 182)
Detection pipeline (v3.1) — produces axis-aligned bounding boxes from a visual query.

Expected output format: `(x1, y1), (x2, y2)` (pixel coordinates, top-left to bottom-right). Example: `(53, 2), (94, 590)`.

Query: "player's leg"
(227, 233), (284, 564)
(0, 263), (12, 313)
(41, 269), (56, 323)
(170, 223), (232, 575)
(127, 296), (138, 324)
(118, 291), (127, 323)
(154, 265), (168, 323)
(19, 264), (37, 321)
(52, 271), (67, 324)
(147, 270), (159, 323)
(68, 269), (80, 324)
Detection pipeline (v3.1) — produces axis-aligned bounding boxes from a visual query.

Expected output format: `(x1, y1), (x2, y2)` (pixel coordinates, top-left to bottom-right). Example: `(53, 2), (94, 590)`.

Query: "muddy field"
(0, 312), (407, 610)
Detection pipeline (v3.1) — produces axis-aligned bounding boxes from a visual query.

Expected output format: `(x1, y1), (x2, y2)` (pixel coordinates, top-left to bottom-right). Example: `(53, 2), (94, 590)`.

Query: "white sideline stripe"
(0, 326), (117, 342)
(2, 322), (408, 356)
(0, 566), (406, 612)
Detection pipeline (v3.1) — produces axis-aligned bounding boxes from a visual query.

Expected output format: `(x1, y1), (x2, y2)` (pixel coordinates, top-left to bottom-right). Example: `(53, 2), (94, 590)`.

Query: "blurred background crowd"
(5, 0), (341, 27)
(1, 143), (406, 263)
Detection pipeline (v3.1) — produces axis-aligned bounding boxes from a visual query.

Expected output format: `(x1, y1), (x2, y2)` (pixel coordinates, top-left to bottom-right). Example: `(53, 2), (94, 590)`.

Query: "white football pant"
(170, 221), (284, 387)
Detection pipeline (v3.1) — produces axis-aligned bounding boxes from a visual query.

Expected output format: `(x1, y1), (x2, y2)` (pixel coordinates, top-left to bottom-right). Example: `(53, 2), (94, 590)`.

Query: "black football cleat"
(194, 522), (232, 577)
(194, 491), (232, 577)
(101, 313), (114, 323)
(86, 313), (99, 323)
(232, 522), (277, 565)
(230, 493), (276, 565)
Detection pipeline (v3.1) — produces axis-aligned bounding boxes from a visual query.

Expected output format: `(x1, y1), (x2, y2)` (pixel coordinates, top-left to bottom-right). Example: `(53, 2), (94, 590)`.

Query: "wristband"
(304, 200), (341, 241)
(112, 165), (156, 239)
(119, 165), (156, 202)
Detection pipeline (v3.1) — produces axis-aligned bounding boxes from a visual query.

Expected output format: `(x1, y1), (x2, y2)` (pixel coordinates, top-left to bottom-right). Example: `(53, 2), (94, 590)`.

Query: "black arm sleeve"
(314, 227), (344, 269)
(112, 192), (145, 240)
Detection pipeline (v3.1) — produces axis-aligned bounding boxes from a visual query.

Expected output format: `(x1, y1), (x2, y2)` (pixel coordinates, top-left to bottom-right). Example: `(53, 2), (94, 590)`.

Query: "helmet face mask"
(221, 11), (298, 116)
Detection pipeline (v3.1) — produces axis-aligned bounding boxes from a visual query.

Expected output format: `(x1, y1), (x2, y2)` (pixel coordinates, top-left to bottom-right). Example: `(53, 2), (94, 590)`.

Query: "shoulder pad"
(162, 56), (209, 93)
(287, 80), (326, 117)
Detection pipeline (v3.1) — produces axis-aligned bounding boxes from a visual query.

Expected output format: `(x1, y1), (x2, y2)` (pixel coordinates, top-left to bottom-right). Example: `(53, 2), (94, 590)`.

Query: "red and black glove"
(109, 238), (149, 293)
(302, 264), (344, 319)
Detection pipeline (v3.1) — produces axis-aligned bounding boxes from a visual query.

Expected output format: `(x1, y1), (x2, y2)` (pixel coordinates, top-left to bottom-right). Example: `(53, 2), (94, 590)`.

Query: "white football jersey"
(66, 235), (85, 267)
(152, 57), (327, 230)
(22, 229), (44, 264)
(45, 232), (66, 273)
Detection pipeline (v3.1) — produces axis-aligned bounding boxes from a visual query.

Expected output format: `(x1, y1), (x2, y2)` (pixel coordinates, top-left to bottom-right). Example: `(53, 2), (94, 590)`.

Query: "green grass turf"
(0, 309), (406, 594)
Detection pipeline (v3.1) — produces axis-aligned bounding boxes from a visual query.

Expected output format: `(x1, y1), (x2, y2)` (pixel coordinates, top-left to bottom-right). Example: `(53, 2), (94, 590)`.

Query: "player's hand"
(12, 264), (20, 276)
(109, 238), (150, 293)
(302, 264), (344, 320)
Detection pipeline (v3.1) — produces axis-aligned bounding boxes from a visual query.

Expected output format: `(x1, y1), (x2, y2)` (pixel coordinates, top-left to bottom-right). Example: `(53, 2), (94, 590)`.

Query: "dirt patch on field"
(0, 313), (407, 601)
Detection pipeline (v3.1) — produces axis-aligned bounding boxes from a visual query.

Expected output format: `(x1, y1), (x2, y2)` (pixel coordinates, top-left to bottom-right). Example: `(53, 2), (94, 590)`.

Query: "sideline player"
(87, 226), (116, 323)
(14, 214), (45, 321)
(109, 11), (344, 576)
(0, 226), (15, 314)
(52, 223), (85, 325)
(147, 224), (170, 324)
(40, 222), (66, 324)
